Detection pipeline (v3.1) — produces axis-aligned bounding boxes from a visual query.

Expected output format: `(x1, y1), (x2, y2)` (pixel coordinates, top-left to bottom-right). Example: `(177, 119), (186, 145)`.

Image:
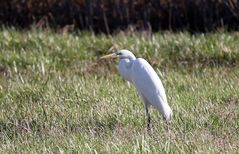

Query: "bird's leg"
(147, 113), (151, 131)
(145, 104), (151, 131)
(140, 93), (151, 131)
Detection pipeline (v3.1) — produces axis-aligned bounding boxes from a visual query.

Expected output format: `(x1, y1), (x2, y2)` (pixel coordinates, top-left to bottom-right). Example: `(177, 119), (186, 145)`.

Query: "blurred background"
(1, 0), (239, 33)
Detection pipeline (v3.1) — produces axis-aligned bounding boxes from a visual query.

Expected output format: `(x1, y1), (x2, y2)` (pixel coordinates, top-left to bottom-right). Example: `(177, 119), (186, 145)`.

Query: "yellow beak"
(100, 53), (117, 60)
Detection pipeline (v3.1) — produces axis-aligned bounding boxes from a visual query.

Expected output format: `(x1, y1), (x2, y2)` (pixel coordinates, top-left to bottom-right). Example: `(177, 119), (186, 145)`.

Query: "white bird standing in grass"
(100, 49), (172, 130)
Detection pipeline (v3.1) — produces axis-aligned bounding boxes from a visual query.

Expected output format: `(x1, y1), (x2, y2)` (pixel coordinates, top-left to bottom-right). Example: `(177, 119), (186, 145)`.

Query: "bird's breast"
(118, 59), (133, 82)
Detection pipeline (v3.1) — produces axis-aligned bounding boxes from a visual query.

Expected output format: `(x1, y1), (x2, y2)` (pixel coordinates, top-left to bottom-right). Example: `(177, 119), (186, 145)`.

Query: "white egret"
(100, 49), (172, 129)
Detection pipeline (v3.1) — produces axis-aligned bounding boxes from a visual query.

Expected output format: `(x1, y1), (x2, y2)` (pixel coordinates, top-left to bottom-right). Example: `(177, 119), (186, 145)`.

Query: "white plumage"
(100, 49), (172, 129)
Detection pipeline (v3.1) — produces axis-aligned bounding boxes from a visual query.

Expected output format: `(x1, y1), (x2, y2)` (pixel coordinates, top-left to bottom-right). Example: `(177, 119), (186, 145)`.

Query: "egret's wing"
(132, 58), (168, 109)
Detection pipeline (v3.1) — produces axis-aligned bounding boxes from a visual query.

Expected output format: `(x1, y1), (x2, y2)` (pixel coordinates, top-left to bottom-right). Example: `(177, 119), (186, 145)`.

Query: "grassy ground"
(0, 28), (239, 153)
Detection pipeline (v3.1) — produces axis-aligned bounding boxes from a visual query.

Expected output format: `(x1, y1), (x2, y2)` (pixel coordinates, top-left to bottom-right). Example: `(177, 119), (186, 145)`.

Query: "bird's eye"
(117, 52), (122, 55)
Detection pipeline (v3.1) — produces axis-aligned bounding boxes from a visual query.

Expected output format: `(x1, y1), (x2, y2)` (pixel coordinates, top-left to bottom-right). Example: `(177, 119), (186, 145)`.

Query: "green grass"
(0, 28), (239, 153)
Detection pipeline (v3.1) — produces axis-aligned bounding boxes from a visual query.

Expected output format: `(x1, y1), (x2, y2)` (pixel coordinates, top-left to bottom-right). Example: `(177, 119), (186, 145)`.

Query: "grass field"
(0, 28), (239, 153)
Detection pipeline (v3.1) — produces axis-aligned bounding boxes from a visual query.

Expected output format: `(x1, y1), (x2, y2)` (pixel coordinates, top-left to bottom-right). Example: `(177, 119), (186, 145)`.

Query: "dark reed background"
(0, 0), (239, 32)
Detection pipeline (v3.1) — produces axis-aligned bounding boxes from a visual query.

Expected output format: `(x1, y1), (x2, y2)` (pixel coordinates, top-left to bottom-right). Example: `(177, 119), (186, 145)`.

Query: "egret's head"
(100, 49), (136, 60)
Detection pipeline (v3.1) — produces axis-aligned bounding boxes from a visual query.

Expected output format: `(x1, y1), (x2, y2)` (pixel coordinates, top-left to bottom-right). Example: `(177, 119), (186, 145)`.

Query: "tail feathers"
(164, 109), (173, 123)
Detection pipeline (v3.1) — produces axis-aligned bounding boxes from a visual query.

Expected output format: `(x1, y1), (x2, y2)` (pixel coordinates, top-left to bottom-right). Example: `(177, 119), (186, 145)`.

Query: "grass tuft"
(0, 28), (238, 153)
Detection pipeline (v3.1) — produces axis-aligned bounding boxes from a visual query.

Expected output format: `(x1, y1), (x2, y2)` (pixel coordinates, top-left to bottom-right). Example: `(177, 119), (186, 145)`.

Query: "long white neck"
(118, 59), (134, 83)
